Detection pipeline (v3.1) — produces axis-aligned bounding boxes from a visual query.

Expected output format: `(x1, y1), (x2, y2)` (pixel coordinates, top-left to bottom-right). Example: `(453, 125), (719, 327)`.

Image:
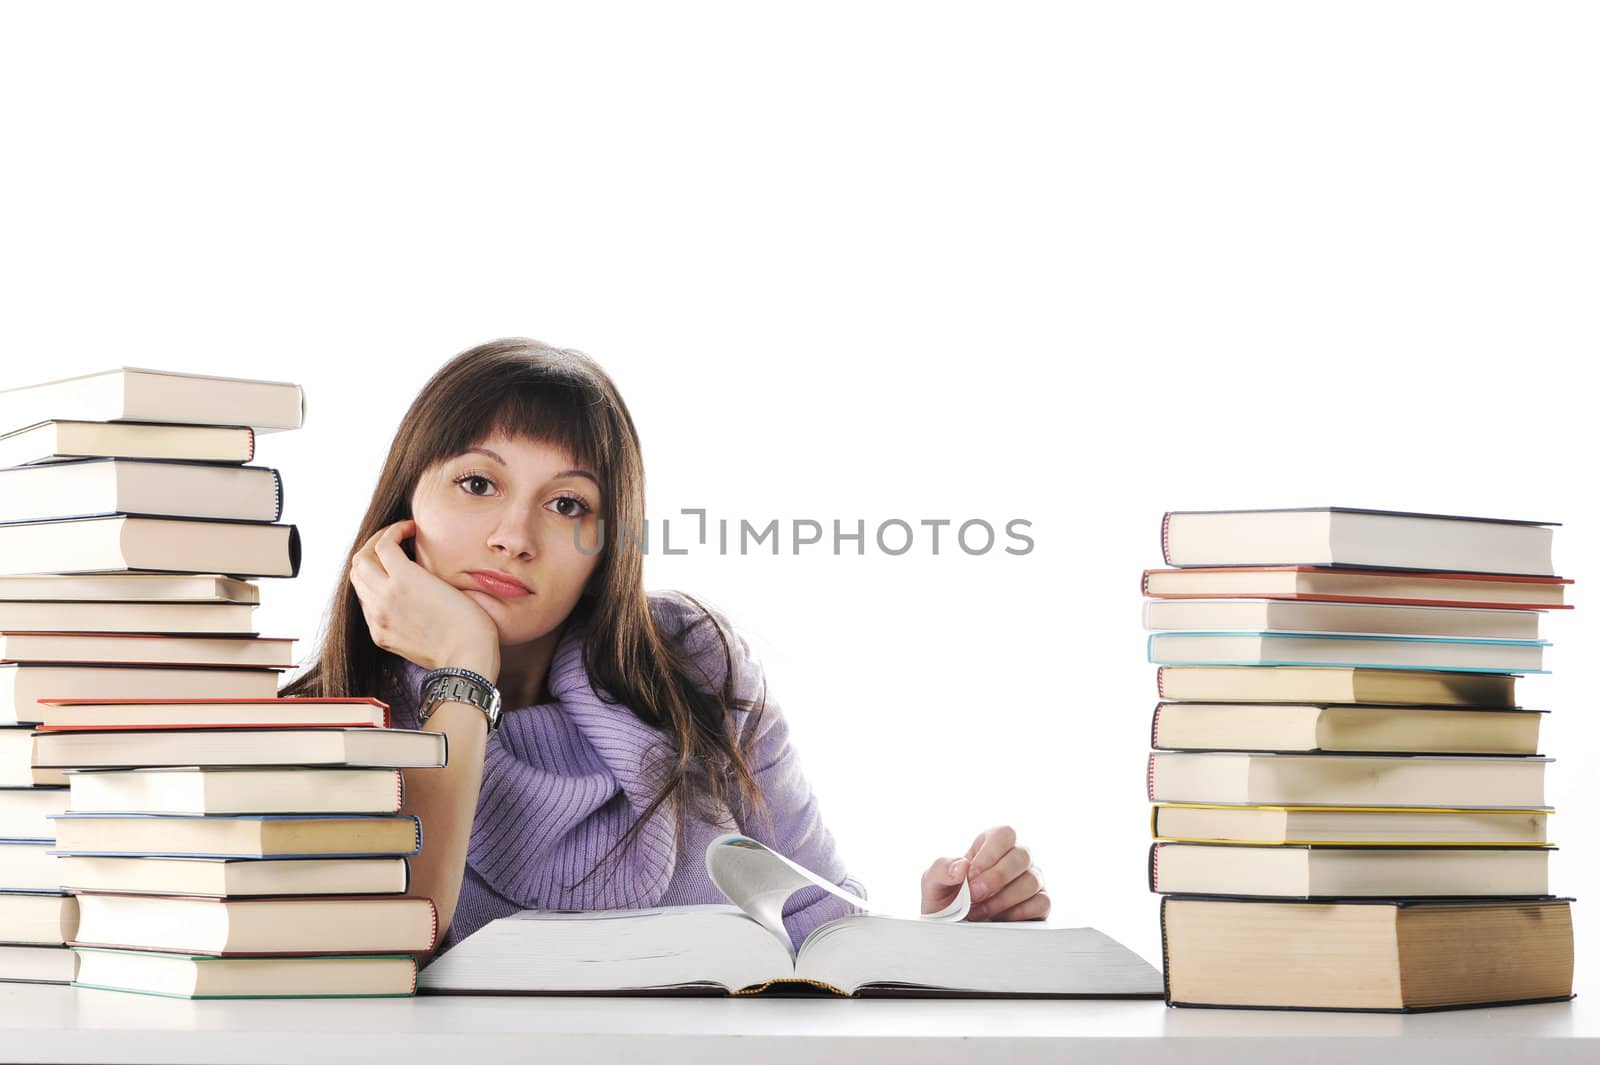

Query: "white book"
(0, 516), (299, 579)
(0, 943), (77, 985)
(1161, 507), (1556, 577)
(0, 573), (259, 604)
(0, 368), (304, 435)
(0, 420), (256, 467)
(1, 664), (281, 727)
(419, 833), (1164, 998)
(1146, 632), (1547, 673)
(0, 460), (283, 524)
(0, 840), (63, 891)
(1141, 599), (1541, 641)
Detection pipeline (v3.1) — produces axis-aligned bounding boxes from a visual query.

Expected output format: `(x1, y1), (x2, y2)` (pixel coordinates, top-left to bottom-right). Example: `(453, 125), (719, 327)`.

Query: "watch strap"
(419, 667), (502, 732)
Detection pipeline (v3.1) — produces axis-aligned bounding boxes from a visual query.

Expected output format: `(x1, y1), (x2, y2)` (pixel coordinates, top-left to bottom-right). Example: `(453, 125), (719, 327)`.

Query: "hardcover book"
(1160, 895), (1574, 1011)
(1141, 566), (1572, 608)
(0, 420), (256, 467)
(0, 368), (305, 434)
(1160, 507), (1557, 576)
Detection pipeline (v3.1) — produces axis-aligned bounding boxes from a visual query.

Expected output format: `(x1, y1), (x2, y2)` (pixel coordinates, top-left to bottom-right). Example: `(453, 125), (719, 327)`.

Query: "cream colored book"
(1141, 598), (1542, 640)
(1150, 804), (1551, 846)
(64, 766), (402, 815)
(0, 460), (283, 524)
(1156, 665), (1517, 707)
(0, 633), (293, 668)
(48, 812), (421, 859)
(1141, 566), (1571, 608)
(0, 516), (299, 579)
(1161, 897), (1574, 1011)
(0, 840), (64, 890)
(32, 727), (445, 770)
(68, 894), (436, 956)
(0, 727), (67, 786)
(0, 600), (256, 635)
(0, 892), (78, 945)
(0, 368), (304, 434)
(1149, 702), (1542, 755)
(1147, 632), (1546, 673)
(1147, 751), (1549, 808)
(72, 949), (415, 999)
(2, 663), (281, 726)
(1160, 507), (1556, 576)
(0, 420), (255, 467)
(56, 855), (409, 898)
(1148, 842), (1551, 897)
(0, 573), (258, 604)
(0, 944), (78, 985)
(0, 785), (70, 838)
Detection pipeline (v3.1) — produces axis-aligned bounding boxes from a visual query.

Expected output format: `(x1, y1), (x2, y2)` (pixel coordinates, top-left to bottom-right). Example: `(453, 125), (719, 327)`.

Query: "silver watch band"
(419, 668), (502, 732)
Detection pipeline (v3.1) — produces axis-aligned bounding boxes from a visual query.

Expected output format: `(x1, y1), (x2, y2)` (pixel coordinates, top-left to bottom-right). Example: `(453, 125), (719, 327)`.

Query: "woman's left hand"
(920, 825), (1049, 922)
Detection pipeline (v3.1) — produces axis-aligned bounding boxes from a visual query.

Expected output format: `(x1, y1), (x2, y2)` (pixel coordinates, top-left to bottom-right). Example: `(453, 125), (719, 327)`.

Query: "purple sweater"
(386, 590), (868, 960)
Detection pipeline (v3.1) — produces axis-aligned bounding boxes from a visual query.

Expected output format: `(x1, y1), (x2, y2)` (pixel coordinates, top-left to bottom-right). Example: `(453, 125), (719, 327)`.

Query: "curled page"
(705, 833), (971, 953)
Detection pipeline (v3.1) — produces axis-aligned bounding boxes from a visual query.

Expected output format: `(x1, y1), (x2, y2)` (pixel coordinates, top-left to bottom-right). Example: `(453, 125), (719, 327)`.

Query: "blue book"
(1147, 631), (1549, 674)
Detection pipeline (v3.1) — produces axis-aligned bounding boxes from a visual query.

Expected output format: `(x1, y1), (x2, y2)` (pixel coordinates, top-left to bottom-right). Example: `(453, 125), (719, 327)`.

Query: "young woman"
(283, 338), (1049, 967)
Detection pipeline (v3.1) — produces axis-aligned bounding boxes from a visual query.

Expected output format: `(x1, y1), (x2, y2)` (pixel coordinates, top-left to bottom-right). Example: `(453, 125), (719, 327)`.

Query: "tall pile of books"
(1142, 506), (1577, 1012)
(0, 369), (442, 999)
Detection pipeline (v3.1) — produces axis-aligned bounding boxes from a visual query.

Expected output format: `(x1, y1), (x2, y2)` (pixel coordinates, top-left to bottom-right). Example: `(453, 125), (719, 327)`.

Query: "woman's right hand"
(348, 518), (502, 681)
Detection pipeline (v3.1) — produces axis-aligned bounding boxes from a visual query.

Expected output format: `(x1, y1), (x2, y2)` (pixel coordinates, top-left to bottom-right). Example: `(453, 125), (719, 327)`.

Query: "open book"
(417, 833), (1164, 998)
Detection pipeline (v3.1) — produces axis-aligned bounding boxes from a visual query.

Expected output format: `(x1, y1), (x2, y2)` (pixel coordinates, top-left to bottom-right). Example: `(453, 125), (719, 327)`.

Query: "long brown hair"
(282, 338), (772, 896)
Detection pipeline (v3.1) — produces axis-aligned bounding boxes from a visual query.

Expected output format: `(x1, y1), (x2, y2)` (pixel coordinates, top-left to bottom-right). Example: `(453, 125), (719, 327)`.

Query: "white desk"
(0, 983), (1594, 1064)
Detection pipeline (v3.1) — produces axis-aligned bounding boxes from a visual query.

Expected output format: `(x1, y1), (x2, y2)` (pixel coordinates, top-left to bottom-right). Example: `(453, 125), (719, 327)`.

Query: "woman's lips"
(469, 571), (532, 598)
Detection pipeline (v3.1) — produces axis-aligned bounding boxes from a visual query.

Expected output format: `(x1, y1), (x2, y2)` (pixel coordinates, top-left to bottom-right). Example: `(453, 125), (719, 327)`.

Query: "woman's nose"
(487, 505), (539, 559)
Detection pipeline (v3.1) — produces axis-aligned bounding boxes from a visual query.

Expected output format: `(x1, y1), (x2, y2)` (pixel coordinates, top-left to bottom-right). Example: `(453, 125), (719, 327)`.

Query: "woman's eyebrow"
(463, 448), (599, 487)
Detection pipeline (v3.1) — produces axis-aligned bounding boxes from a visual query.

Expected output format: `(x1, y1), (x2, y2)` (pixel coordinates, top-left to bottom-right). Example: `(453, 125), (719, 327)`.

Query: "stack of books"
(0, 368), (442, 999)
(1142, 506), (1577, 1012)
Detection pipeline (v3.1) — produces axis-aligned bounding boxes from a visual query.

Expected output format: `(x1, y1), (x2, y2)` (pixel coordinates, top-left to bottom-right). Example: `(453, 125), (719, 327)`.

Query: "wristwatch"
(418, 667), (503, 733)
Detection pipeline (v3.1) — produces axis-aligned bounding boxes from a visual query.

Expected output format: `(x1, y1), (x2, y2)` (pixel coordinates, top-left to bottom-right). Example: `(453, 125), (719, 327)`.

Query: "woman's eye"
(549, 494), (593, 519)
(454, 473), (496, 497)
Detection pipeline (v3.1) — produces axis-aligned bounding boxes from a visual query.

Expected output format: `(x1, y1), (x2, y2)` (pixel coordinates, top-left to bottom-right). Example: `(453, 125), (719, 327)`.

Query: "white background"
(2, 1), (1596, 988)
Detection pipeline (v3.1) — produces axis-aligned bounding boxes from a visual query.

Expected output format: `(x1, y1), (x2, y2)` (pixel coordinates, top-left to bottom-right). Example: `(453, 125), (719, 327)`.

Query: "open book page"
(705, 833), (971, 958)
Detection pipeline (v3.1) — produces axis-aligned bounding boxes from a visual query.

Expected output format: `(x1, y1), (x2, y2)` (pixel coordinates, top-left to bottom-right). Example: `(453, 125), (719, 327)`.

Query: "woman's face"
(409, 431), (605, 649)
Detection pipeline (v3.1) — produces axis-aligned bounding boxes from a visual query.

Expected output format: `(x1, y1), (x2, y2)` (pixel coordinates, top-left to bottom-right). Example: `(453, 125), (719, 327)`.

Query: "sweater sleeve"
(387, 651), (679, 913)
(664, 593), (870, 952)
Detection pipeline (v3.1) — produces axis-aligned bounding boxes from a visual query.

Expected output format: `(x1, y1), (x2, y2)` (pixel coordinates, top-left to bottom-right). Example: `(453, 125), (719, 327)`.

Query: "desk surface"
(0, 983), (1594, 1065)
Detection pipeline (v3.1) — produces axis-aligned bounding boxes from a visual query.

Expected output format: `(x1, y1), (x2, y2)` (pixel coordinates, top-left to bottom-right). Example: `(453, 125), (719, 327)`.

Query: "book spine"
(1161, 512), (1173, 566)
(1148, 842), (1161, 893)
(1159, 896), (1173, 1005)
(1146, 753), (1157, 802)
(246, 428), (256, 463)
(393, 769), (404, 813)
(1151, 704), (1163, 749)
(1156, 666), (1168, 699)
